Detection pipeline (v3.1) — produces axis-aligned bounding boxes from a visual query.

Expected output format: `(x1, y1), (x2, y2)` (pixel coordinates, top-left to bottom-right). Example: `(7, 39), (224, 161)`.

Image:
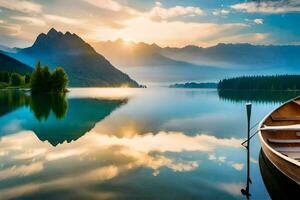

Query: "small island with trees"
(218, 75), (300, 90)
(30, 62), (68, 93)
(169, 82), (218, 88)
(0, 61), (68, 93)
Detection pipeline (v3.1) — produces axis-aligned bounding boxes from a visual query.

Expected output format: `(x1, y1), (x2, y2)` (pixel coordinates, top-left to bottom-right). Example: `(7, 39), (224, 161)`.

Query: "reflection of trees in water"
(31, 98), (128, 146)
(0, 90), (29, 117)
(0, 90), (67, 120)
(0, 90), (128, 146)
(29, 93), (68, 121)
(218, 90), (300, 103)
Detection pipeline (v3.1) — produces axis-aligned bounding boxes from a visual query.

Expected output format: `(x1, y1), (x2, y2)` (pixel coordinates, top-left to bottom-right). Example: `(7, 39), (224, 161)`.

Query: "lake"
(0, 88), (299, 200)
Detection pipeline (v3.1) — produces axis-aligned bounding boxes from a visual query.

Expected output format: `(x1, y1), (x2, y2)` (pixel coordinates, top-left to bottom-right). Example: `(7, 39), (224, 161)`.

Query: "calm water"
(0, 88), (299, 200)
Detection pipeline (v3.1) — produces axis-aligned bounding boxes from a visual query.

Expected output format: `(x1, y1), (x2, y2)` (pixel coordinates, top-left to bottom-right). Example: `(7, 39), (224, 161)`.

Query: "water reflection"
(0, 90), (128, 146)
(0, 130), (244, 199)
(0, 90), (29, 117)
(0, 90), (67, 120)
(218, 90), (300, 103)
(30, 94), (68, 121)
(0, 88), (292, 199)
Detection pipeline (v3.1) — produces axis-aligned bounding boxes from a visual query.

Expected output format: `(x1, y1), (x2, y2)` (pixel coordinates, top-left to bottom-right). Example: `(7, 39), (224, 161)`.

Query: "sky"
(0, 0), (300, 48)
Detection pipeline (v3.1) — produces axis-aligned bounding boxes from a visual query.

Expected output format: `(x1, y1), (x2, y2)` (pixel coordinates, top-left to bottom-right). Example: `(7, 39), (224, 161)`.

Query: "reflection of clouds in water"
(231, 163), (244, 171)
(46, 149), (85, 161)
(1, 119), (23, 133)
(0, 130), (243, 199)
(208, 153), (244, 171)
(0, 162), (43, 181)
(88, 131), (243, 152)
(68, 88), (139, 100)
(250, 157), (258, 164)
(13, 148), (47, 160)
(218, 182), (243, 196)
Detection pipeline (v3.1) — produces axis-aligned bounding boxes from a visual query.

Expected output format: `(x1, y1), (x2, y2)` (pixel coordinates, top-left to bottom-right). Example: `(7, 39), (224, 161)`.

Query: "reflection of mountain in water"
(259, 150), (300, 198)
(218, 90), (300, 103)
(29, 98), (127, 146)
(0, 91), (127, 146)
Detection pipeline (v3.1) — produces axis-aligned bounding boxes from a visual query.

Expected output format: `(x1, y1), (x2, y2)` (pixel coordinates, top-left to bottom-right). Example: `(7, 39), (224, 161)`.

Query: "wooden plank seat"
(261, 124), (300, 131)
(268, 139), (300, 144)
(271, 115), (300, 121)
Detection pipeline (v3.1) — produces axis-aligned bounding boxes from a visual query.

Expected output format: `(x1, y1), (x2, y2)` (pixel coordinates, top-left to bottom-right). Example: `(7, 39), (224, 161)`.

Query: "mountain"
(0, 51), (33, 74)
(162, 43), (300, 69)
(0, 45), (17, 53)
(92, 39), (187, 67)
(12, 28), (139, 87)
(93, 40), (300, 70)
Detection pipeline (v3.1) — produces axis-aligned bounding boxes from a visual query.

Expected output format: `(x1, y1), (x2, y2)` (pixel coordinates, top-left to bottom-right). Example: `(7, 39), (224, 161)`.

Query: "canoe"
(259, 150), (300, 198)
(258, 96), (300, 185)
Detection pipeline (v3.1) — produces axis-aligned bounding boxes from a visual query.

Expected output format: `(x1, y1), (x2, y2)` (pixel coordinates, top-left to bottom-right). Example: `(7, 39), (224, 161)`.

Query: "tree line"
(0, 71), (30, 88)
(218, 75), (300, 90)
(0, 61), (68, 93)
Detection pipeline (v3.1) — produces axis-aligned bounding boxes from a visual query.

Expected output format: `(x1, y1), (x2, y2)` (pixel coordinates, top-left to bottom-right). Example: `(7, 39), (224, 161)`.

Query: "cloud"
(212, 9), (230, 16)
(11, 16), (46, 27)
(231, 163), (244, 171)
(254, 18), (264, 25)
(0, 0), (42, 13)
(231, 0), (300, 14)
(44, 14), (83, 25)
(88, 15), (247, 47)
(149, 1), (204, 21)
(83, 0), (122, 11)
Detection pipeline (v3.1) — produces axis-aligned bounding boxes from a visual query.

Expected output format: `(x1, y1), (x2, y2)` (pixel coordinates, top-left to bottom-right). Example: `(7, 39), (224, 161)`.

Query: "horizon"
(0, 0), (299, 48)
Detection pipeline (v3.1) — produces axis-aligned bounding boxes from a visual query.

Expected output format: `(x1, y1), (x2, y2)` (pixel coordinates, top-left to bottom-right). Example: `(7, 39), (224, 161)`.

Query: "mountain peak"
(28, 28), (95, 55)
(47, 28), (61, 37)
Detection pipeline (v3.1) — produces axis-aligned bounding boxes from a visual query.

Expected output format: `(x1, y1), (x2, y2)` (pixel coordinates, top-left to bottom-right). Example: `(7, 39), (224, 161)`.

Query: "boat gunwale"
(258, 96), (300, 171)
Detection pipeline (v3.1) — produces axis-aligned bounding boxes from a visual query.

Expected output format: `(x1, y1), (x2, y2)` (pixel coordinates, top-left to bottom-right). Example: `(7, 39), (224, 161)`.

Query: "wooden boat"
(259, 150), (300, 198)
(258, 96), (300, 185)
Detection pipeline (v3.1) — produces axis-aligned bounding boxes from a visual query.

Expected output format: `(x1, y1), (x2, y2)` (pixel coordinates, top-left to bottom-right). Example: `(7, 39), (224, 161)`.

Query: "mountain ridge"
(0, 51), (33, 74)
(93, 39), (300, 69)
(10, 28), (140, 87)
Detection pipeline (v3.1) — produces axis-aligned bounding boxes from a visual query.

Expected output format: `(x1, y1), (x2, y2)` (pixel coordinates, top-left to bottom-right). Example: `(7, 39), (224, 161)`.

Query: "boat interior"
(260, 97), (300, 162)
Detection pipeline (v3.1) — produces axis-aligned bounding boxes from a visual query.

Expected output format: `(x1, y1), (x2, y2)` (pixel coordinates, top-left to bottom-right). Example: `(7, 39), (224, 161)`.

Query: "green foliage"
(30, 62), (44, 92)
(51, 67), (68, 92)
(0, 82), (9, 89)
(0, 71), (30, 88)
(10, 73), (24, 86)
(218, 75), (300, 91)
(30, 62), (68, 93)
(25, 74), (30, 84)
(0, 71), (10, 83)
